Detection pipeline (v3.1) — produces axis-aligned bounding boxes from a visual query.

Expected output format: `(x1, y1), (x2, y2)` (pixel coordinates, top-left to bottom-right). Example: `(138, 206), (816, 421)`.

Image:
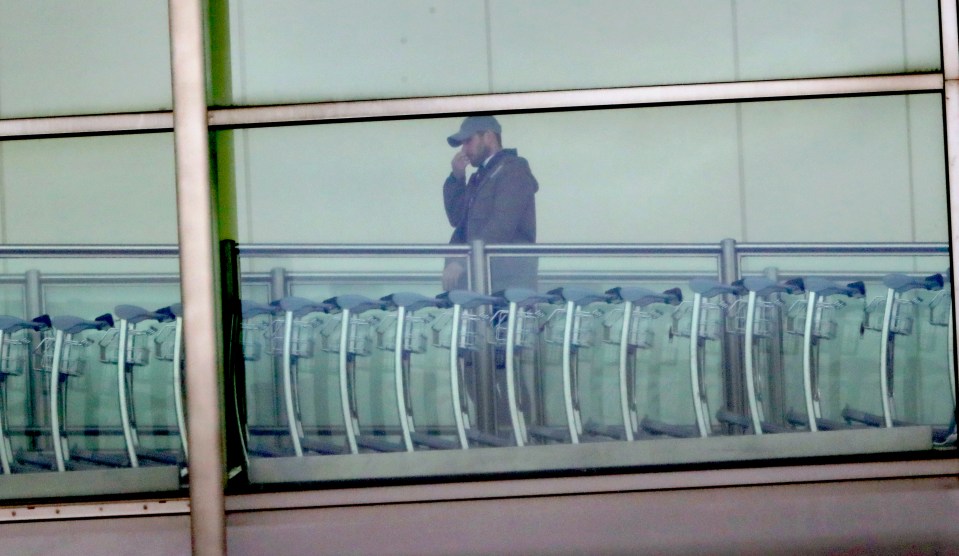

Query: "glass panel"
(226, 0), (941, 106)
(0, 0), (173, 119)
(236, 252), (470, 461)
(0, 134), (178, 245)
(0, 134), (183, 501)
(236, 248), (953, 486)
(233, 94), (946, 246)
(736, 253), (953, 436)
(230, 93), (952, 486)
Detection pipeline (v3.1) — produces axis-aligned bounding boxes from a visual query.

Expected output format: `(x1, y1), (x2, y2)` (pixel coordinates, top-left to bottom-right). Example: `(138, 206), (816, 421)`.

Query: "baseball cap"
(447, 115), (502, 147)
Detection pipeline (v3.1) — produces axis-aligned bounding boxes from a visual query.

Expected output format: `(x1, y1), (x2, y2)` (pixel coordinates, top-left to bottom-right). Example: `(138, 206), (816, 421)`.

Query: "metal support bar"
(720, 238), (745, 429)
(469, 240), (495, 432)
(168, 0), (225, 554)
(24, 270), (44, 450)
(269, 267), (287, 301)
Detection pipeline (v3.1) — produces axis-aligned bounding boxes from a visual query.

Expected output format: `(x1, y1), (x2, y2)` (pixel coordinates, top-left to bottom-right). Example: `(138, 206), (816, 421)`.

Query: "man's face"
(461, 131), (492, 167)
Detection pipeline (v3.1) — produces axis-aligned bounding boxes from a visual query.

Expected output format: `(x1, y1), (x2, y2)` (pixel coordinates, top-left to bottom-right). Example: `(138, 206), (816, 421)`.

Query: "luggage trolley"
(784, 277), (865, 432)
(719, 277), (799, 435)
(432, 290), (507, 449)
(845, 273), (950, 440)
(494, 288), (554, 446)
(601, 286), (682, 441)
(27, 314), (114, 472)
(100, 305), (180, 468)
(269, 296), (345, 457)
(324, 294), (405, 454)
(645, 279), (739, 438)
(0, 315), (50, 474)
(153, 303), (190, 463)
(152, 303), (188, 461)
(929, 270), (957, 446)
(542, 287), (612, 444)
(239, 300), (282, 457)
(928, 270), (955, 413)
(378, 292), (459, 451)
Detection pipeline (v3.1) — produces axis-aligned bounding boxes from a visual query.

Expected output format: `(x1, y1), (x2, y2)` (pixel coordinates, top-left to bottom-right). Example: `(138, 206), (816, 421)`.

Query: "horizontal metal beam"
(208, 74), (944, 129)
(0, 242), (943, 258)
(734, 242), (949, 255)
(227, 458), (958, 514)
(0, 113), (173, 139)
(1, 74), (944, 140)
(237, 243), (469, 257)
(0, 245), (179, 257)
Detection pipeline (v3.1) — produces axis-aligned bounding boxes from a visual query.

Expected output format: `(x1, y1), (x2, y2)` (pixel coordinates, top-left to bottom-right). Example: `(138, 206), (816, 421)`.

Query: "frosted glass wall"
(227, 0), (941, 105)
(0, 0), (172, 119)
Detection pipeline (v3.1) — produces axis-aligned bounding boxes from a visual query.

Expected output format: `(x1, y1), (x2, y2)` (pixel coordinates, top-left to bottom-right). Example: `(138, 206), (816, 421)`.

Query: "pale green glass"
(226, 0), (941, 106)
(0, 0), (172, 118)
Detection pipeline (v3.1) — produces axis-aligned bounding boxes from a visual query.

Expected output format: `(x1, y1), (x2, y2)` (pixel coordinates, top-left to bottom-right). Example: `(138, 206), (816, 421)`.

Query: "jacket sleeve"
(474, 160), (537, 243)
(443, 173), (468, 228)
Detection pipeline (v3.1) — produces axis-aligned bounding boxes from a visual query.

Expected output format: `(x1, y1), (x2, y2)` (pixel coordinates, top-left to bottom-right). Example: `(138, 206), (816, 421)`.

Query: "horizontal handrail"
(0, 242), (944, 258)
(0, 245), (179, 257)
(735, 242), (948, 255)
(238, 244), (469, 257)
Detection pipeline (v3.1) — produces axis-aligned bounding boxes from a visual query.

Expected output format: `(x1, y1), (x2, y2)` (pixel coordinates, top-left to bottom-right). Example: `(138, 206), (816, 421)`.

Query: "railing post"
(24, 270), (44, 450)
(720, 238), (746, 431)
(268, 266), (288, 448)
(468, 240), (496, 432)
(763, 266), (787, 426)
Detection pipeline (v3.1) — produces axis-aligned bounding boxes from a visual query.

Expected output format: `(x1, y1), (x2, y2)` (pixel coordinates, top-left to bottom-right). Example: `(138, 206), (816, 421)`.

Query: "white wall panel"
(0, 134), (178, 244)
(0, 0), (172, 118)
(230, 1), (488, 104)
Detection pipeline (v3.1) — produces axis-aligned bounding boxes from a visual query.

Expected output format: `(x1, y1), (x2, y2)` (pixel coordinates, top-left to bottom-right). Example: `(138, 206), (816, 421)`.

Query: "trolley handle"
(380, 292), (439, 312)
(0, 314), (51, 333)
(689, 278), (743, 299)
(114, 304), (169, 325)
(271, 296), (331, 317)
(547, 286), (610, 306)
(51, 313), (114, 334)
(494, 288), (556, 307)
(436, 290), (503, 309)
(323, 294), (383, 314)
(606, 286), (683, 307)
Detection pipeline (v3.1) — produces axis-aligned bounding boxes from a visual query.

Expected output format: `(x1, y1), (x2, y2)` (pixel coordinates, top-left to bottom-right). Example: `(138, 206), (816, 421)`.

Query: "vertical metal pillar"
(719, 238), (746, 428)
(24, 270), (44, 449)
(941, 0), (959, 422)
(269, 267), (288, 301)
(268, 266), (288, 445)
(168, 0), (225, 553)
(763, 266), (786, 425)
(469, 240), (495, 432)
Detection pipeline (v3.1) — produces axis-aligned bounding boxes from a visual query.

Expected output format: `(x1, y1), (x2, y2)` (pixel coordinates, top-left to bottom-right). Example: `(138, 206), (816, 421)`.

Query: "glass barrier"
(0, 0), (173, 119)
(235, 244), (954, 486)
(0, 133), (183, 501)
(224, 0), (940, 106)
(0, 134), (178, 245)
(0, 252), (185, 502)
(237, 249), (470, 462)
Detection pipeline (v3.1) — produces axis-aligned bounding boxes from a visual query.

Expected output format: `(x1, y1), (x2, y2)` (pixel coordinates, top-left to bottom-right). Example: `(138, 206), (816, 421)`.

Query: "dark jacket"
(443, 148), (538, 291)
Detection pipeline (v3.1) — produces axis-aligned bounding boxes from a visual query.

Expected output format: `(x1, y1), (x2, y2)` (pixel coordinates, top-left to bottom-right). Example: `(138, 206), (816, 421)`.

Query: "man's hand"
(442, 261), (466, 291)
(451, 150), (469, 182)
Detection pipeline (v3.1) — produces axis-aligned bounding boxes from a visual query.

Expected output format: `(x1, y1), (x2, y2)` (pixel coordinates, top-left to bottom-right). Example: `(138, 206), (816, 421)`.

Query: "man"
(442, 115), (539, 292)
